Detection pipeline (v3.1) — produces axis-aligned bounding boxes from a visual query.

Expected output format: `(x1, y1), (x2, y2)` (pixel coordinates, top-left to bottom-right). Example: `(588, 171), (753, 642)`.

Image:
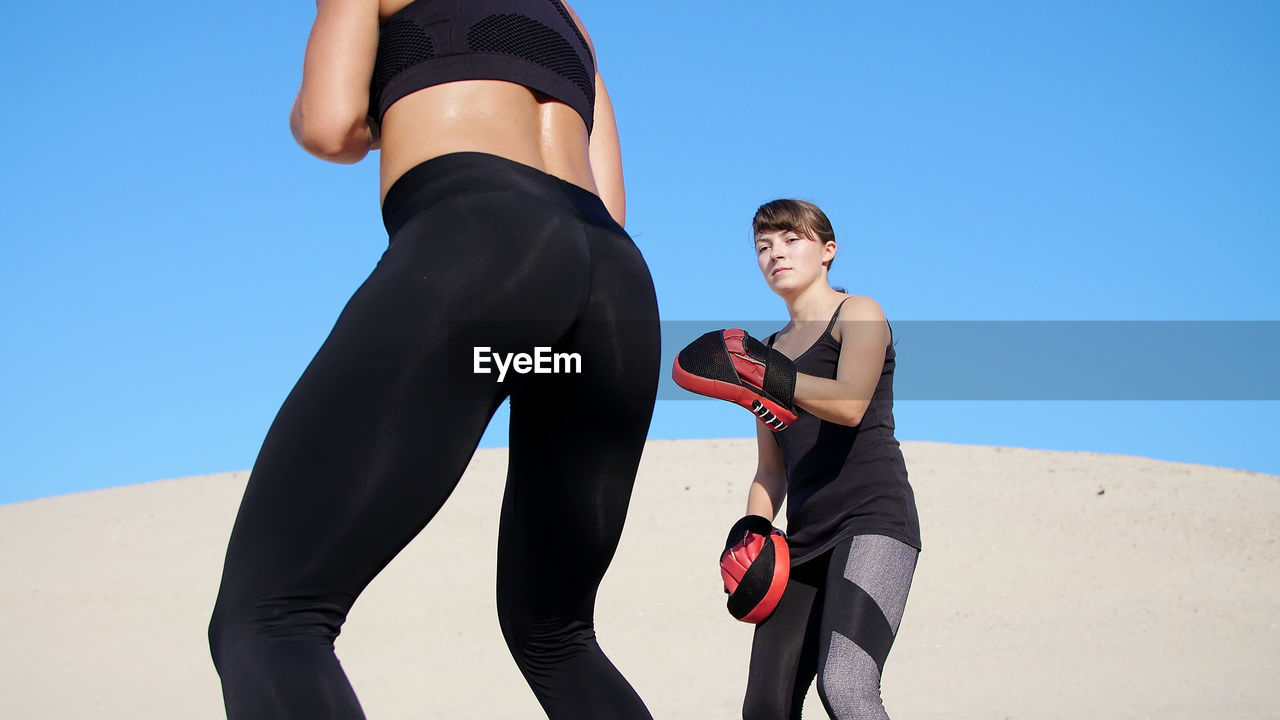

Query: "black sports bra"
(369, 0), (596, 131)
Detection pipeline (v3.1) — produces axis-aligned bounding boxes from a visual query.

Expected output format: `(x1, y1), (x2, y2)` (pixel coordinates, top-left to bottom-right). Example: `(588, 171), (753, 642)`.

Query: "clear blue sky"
(2, 1), (1277, 504)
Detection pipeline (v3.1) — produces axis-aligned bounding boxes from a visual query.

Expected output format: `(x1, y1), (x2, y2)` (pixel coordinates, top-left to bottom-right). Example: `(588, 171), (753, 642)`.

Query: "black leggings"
(208, 152), (660, 719)
(744, 534), (918, 720)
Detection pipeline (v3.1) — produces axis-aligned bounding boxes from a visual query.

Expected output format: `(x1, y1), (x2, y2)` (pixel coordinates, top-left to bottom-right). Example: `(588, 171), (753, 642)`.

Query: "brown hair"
(751, 199), (838, 271)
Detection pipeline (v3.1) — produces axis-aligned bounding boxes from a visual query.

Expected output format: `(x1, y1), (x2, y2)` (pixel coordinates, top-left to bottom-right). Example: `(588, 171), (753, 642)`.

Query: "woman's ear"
(822, 240), (837, 267)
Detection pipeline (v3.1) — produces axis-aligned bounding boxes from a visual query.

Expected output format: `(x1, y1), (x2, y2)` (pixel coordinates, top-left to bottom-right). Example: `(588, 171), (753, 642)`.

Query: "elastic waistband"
(380, 152), (624, 238)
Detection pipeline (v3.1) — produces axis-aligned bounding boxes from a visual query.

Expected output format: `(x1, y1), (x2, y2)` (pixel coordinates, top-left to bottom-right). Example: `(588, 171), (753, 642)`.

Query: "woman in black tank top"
(739, 200), (920, 720)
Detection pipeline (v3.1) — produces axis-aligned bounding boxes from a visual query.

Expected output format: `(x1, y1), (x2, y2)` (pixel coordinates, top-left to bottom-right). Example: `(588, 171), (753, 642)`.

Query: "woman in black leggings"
(206, 2), (658, 718)
(740, 200), (921, 719)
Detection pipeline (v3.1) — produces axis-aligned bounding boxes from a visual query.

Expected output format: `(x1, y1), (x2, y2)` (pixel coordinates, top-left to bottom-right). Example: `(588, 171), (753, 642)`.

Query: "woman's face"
(754, 228), (835, 296)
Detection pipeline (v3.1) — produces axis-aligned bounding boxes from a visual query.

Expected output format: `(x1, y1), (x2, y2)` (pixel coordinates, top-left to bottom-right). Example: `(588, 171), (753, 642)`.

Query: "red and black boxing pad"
(672, 329), (798, 431)
(720, 515), (790, 623)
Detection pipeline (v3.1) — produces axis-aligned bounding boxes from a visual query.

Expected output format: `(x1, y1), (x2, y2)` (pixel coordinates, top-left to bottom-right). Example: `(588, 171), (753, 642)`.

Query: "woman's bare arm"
(791, 296), (891, 427)
(291, 0), (380, 163)
(746, 419), (787, 521)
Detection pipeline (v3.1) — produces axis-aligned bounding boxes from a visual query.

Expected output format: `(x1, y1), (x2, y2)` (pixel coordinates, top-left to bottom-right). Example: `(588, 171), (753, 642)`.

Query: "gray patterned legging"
(743, 534), (918, 720)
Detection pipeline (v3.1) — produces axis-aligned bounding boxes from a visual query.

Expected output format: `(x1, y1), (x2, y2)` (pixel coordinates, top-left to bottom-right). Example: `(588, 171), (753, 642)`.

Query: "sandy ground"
(1, 439), (1277, 719)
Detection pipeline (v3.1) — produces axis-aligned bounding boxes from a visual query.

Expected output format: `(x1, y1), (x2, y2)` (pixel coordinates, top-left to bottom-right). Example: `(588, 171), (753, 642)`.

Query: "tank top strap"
(823, 297), (852, 338)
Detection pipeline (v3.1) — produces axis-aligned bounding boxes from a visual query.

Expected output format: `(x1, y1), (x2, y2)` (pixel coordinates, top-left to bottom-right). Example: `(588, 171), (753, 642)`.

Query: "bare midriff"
(377, 80), (597, 204)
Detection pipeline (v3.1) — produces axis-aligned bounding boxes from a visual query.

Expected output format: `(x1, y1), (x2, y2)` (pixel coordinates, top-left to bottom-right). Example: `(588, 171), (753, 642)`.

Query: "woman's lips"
(772, 267), (791, 277)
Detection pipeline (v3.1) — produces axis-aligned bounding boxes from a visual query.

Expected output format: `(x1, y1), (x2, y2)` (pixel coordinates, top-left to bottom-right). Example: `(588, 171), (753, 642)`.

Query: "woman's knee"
(816, 660), (887, 720)
(497, 604), (597, 673)
(208, 592), (270, 668)
(207, 604), (234, 671)
(207, 599), (264, 674)
(208, 593), (349, 671)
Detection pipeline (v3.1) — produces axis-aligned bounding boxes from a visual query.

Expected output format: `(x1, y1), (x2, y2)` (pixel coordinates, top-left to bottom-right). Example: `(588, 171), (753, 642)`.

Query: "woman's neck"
(782, 283), (845, 323)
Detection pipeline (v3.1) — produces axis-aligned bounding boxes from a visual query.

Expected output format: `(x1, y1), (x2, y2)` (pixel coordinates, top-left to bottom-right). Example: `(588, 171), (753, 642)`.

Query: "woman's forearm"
(793, 372), (871, 428)
(746, 474), (786, 521)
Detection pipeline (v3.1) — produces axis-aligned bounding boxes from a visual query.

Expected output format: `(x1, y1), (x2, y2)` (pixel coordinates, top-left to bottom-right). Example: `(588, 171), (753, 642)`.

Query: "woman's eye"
(786, 236), (799, 243)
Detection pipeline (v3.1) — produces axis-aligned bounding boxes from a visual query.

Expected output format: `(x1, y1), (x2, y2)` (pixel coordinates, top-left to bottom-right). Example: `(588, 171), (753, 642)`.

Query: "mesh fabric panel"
(467, 14), (593, 100)
(372, 19), (436, 100)
(547, 0), (591, 54)
(678, 332), (738, 385)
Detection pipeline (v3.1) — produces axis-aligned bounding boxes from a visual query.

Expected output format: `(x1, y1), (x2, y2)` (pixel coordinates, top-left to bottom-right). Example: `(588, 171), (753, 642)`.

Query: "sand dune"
(2, 440), (1277, 719)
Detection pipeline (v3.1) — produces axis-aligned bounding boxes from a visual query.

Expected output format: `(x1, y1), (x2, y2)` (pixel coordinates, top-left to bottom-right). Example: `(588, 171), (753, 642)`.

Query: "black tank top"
(768, 299), (922, 565)
(369, 0), (596, 130)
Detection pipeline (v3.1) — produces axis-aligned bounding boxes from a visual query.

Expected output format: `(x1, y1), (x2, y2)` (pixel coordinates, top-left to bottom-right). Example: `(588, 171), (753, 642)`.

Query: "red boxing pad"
(721, 532), (767, 593)
(672, 329), (798, 431)
(720, 516), (790, 623)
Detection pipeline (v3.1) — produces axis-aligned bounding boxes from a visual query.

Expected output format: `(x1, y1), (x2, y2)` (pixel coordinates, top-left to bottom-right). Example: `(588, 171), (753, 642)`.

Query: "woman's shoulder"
(831, 294), (887, 344)
(832, 293), (885, 317)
